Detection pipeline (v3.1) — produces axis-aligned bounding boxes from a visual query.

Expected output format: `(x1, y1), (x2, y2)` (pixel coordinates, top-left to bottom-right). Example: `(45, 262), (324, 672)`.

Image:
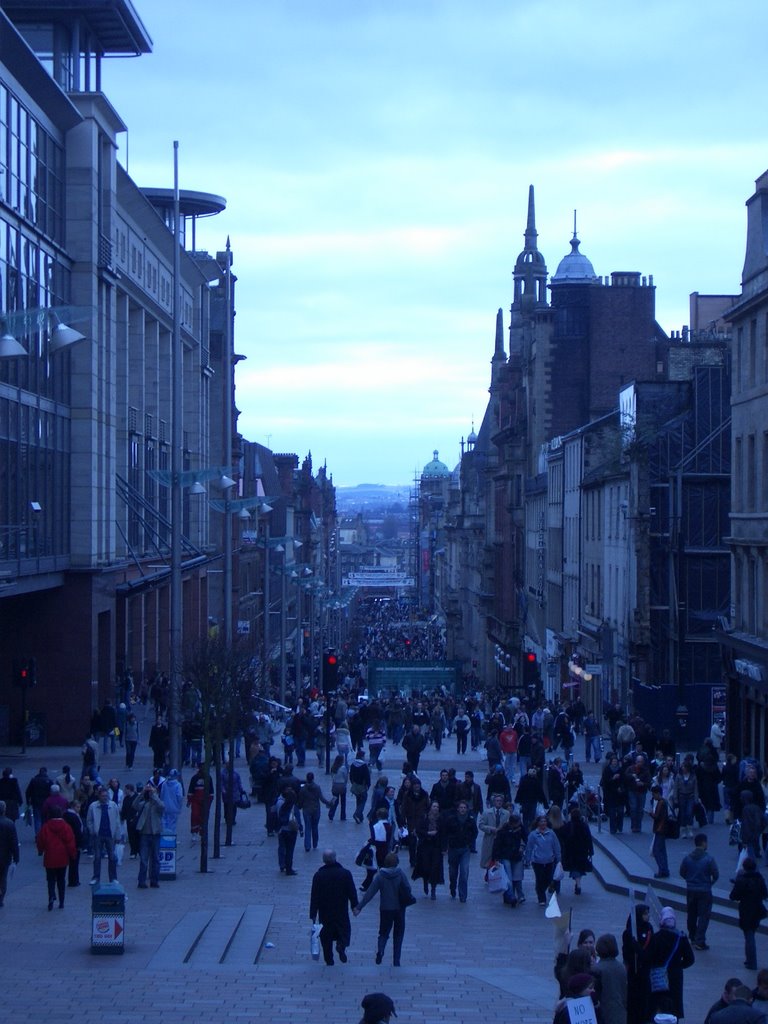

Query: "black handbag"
(399, 877), (417, 908)
(665, 811), (680, 840)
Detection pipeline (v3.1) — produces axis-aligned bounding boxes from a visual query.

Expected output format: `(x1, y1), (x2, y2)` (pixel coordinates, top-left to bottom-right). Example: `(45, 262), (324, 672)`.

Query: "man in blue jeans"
(626, 756), (651, 832)
(297, 772), (332, 851)
(680, 832), (719, 950)
(443, 800), (478, 902)
(132, 782), (164, 888)
(86, 786), (120, 884)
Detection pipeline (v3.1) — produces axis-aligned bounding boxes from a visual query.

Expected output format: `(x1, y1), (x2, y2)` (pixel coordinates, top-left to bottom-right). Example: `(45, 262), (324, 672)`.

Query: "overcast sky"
(103, 1), (766, 487)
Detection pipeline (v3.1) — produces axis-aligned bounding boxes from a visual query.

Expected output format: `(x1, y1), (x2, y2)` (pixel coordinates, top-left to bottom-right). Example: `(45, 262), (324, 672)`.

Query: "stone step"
(591, 832), (768, 934)
(148, 904), (273, 969)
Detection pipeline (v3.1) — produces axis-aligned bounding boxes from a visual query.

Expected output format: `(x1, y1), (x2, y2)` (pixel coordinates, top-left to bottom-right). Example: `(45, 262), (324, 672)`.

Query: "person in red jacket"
(36, 805), (76, 910)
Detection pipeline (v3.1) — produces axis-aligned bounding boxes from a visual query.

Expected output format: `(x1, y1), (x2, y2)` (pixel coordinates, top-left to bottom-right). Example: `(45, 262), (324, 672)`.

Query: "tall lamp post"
(149, 463), (234, 768)
(209, 496), (273, 644)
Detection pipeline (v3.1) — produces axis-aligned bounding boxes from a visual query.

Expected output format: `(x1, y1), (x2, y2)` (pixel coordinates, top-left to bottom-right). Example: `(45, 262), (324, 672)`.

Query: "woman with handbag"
(412, 800), (445, 899)
(492, 812), (527, 906)
(276, 788), (301, 875)
(353, 851), (413, 966)
(641, 906), (694, 1021)
(671, 757), (699, 839)
(560, 805), (594, 896)
(328, 755), (348, 821)
(730, 857), (768, 971)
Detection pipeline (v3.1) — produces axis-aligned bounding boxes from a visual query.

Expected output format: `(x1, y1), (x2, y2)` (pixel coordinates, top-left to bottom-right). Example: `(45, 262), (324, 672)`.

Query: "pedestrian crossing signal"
(13, 658), (36, 688)
(322, 650), (338, 694)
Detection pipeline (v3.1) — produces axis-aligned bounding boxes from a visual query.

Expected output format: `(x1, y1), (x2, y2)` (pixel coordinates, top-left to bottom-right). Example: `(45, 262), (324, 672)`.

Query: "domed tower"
(548, 214), (598, 434)
(421, 450), (451, 482)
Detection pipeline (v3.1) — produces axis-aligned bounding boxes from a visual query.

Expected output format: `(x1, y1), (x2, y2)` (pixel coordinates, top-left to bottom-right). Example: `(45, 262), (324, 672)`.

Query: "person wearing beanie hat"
(553, 972), (600, 1024)
(659, 907), (676, 928)
(568, 973), (597, 996)
(642, 904), (694, 1020)
(359, 992), (397, 1023)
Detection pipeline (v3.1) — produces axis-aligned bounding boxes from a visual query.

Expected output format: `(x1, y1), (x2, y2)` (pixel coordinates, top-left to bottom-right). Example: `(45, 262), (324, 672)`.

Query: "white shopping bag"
(486, 862), (507, 894)
(310, 922), (322, 961)
(545, 890), (562, 918)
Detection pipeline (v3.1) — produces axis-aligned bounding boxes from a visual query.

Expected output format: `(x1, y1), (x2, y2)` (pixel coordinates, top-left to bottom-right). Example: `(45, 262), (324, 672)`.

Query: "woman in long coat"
(412, 801), (444, 899)
(730, 857), (768, 971)
(640, 906), (695, 1021)
(560, 805), (594, 895)
(622, 904), (653, 1024)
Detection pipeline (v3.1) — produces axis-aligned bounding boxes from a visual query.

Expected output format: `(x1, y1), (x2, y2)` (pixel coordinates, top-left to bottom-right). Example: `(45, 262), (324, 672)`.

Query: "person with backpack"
(349, 750), (372, 824)
(353, 851), (413, 967)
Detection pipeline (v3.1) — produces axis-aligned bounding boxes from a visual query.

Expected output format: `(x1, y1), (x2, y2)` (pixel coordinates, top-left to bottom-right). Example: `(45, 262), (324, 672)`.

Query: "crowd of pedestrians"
(6, 599), (768, 1024)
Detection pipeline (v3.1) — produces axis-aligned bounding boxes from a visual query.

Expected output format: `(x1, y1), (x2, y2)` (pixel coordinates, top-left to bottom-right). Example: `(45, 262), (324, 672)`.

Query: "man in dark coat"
(401, 725), (427, 772)
(309, 848), (358, 965)
(25, 767), (52, 835)
(0, 800), (20, 906)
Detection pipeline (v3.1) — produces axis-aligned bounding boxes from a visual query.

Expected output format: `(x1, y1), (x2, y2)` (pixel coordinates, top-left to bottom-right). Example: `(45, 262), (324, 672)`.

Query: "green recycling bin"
(91, 880), (125, 954)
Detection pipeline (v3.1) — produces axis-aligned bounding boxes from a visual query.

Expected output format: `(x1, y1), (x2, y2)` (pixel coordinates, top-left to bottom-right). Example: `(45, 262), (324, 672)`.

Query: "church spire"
(512, 184), (547, 312)
(524, 183), (538, 250)
(494, 307), (505, 360)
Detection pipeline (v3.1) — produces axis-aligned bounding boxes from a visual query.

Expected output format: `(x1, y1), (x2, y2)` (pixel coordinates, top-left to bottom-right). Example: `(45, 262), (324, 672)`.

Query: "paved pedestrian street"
(0, 738), (755, 1023)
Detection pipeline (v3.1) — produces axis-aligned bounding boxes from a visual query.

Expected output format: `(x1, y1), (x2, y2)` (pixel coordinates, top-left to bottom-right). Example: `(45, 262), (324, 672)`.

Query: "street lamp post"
(209, 496), (272, 644)
(149, 463), (234, 768)
(170, 140), (183, 772)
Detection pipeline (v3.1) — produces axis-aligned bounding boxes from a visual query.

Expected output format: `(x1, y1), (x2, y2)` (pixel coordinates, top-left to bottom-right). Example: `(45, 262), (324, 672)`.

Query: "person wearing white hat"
(642, 907), (695, 1022)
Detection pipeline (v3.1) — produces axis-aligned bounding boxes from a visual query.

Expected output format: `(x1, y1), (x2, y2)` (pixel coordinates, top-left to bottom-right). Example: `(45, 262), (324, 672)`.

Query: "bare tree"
(183, 637), (253, 871)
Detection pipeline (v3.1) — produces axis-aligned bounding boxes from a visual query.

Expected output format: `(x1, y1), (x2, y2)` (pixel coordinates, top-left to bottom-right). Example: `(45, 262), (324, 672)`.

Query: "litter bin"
(159, 833), (177, 880)
(91, 881), (125, 954)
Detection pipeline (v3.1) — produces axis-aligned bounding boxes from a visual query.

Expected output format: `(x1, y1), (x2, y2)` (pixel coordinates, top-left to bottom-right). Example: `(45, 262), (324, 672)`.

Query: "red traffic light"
(525, 652), (536, 662)
(327, 654), (337, 666)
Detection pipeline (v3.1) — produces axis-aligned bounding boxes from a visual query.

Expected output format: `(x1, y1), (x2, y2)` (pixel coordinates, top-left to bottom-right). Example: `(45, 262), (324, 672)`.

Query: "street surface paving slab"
(0, 732), (755, 1022)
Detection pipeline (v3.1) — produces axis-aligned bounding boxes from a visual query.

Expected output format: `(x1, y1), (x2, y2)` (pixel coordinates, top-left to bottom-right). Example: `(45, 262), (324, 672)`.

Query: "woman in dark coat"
(730, 857), (768, 971)
(622, 904), (653, 1024)
(411, 800), (444, 898)
(0, 768), (23, 821)
(492, 813), (527, 905)
(695, 756), (722, 824)
(640, 906), (695, 1021)
(560, 805), (594, 895)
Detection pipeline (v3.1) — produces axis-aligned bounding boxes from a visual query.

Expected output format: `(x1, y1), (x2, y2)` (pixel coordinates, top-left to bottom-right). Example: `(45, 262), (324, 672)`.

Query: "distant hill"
(336, 483), (411, 513)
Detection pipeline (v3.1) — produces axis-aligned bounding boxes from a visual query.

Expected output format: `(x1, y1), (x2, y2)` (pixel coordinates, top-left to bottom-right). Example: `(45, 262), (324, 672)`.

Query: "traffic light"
(322, 649), (338, 694)
(522, 651), (539, 688)
(13, 657), (36, 688)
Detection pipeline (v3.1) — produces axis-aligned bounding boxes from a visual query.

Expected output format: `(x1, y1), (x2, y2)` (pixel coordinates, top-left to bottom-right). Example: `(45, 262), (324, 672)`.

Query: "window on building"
(750, 319), (757, 385)
(748, 558), (758, 635)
